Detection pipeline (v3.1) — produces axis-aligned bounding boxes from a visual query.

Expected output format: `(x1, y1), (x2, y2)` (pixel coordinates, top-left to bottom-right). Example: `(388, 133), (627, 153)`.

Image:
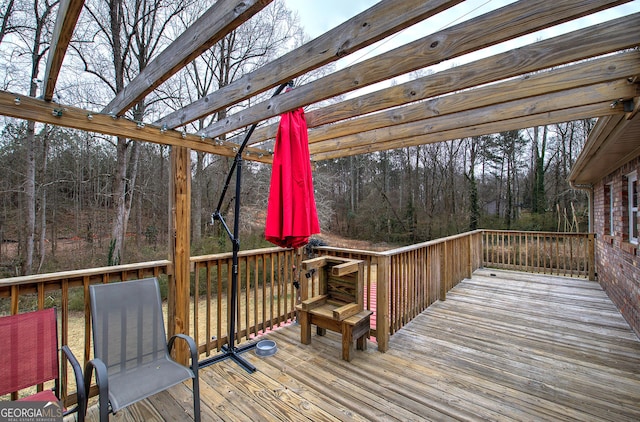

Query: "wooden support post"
(170, 146), (191, 365)
(376, 255), (390, 353)
(588, 233), (595, 281)
(439, 243), (447, 302)
(467, 233), (473, 278)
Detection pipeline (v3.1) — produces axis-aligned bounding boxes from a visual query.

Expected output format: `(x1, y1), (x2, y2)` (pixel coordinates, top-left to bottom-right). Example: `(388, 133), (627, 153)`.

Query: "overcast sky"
(282, 0), (640, 41)
(281, 0), (640, 70)
(281, 0), (640, 95)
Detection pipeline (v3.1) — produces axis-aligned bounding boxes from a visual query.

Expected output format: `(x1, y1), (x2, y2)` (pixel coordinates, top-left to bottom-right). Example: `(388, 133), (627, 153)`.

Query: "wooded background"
(0, 0), (590, 277)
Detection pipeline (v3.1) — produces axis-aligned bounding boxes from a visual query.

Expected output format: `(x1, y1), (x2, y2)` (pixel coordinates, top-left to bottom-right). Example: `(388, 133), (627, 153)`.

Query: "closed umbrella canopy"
(265, 107), (320, 248)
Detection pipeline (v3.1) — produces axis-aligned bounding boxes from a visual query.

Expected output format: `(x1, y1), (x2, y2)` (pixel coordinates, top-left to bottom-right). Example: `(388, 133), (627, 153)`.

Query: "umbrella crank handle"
(210, 211), (220, 225)
(211, 211), (234, 241)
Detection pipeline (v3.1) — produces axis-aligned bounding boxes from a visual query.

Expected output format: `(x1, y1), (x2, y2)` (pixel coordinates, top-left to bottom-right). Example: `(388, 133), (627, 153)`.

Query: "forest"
(0, 0), (590, 277)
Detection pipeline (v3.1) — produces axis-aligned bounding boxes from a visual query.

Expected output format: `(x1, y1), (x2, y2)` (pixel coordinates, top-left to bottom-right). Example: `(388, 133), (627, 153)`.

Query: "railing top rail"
(0, 260), (171, 287)
(314, 230), (486, 258)
(315, 230), (591, 258)
(313, 246), (384, 257)
(483, 230), (594, 236)
(190, 246), (294, 263)
(378, 229), (485, 256)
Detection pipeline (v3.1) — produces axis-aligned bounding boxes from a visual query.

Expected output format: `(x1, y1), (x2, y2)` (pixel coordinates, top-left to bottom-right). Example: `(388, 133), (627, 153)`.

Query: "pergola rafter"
(312, 102), (622, 161)
(244, 16), (640, 149)
(42, 0), (86, 102)
(0, 91), (275, 163)
(155, 0), (463, 129)
(307, 59), (639, 155)
(199, 0), (632, 142)
(103, 0), (274, 116)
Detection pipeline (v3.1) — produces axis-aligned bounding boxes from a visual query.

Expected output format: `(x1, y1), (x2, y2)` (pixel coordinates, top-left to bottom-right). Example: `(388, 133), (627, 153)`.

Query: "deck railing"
(0, 229), (594, 407)
(0, 261), (171, 406)
(482, 230), (595, 280)
(315, 230), (484, 351)
(190, 247), (301, 359)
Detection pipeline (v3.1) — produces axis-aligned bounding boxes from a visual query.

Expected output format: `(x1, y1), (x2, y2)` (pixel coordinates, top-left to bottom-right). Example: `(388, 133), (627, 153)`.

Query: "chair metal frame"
(0, 307), (86, 421)
(84, 277), (201, 421)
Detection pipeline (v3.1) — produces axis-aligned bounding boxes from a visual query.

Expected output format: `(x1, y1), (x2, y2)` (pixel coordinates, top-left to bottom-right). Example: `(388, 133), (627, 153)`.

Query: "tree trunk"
(109, 137), (128, 265)
(20, 0), (52, 274)
(36, 129), (50, 273)
(506, 157), (513, 229)
(22, 119), (36, 275)
(468, 137), (479, 231)
(533, 125), (548, 213)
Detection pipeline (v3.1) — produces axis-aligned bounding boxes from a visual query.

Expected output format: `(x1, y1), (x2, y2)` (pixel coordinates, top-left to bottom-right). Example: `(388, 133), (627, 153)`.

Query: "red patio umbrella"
(265, 107), (320, 248)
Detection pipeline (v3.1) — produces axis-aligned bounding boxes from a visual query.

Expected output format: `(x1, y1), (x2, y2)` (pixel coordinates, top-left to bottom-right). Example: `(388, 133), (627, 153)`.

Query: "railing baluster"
(269, 253), (275, 331)
(217, 262), (223, 350)
(83, 276), (91, 365)
(244, 256), (250, 341)
(262, 255), (268, 335)
(525, 232), (530, 272)
(193, 262), (201, 351)
(253, 255), (258, 339)
(60, 279), (69, 402)
(205, 262), (212, 355)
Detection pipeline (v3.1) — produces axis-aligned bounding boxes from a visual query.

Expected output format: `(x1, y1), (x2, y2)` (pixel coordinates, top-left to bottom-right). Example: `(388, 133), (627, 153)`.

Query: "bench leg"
(356, 334), (368, 351)
(341, 323), (354, 362)
(299, 311), (311, 345)
(346, 314), (371, 360)
(316, 327), (326, 336)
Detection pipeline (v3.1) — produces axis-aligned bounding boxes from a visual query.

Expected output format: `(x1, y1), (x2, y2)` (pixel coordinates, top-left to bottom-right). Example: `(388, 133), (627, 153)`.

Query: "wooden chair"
(84, 277), (201, 421)
(0, 308), (86, 421)
(296, 256), (372, 361)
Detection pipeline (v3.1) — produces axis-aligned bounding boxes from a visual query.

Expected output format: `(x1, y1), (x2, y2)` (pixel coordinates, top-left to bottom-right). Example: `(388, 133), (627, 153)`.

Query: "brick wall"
(593, 156), (640, 339)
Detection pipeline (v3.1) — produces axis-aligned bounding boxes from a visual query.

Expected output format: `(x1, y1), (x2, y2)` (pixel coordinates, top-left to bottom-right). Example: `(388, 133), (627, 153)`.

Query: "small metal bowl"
(255, 339), (277, 357)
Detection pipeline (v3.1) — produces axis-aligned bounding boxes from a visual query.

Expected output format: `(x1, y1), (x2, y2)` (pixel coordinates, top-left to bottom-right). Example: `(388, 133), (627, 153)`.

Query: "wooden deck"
(88, 269), (640, 421)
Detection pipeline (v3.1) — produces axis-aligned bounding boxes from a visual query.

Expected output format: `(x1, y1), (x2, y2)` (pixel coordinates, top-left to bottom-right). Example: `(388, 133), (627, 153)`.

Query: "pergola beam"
(0, 91), (273, 163)
(201, 0), (630, 140)
(103, 0), (273, 116)
(156, 0), (463, 129)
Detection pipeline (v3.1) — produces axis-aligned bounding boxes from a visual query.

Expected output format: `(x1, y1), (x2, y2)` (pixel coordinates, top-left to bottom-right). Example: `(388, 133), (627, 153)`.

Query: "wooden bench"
(296, 256), (372, 361)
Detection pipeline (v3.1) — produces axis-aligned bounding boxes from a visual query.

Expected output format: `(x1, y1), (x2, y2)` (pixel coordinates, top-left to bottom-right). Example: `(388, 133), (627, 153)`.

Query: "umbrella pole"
(200, 81), (293, 373)
(200, 153), (257, 373)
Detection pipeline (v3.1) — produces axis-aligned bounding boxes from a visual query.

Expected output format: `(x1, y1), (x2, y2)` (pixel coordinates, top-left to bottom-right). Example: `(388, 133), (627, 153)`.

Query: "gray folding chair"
(84, 278), (200, 421)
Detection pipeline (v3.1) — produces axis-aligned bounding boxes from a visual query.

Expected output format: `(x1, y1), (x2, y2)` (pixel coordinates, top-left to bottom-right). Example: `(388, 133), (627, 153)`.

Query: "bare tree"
(1, 0), (57, 275)
(80, 0), (192, 264)
(531, 125), (548, 214)
(0, 0), (17, 45)
(466, 136), (485, 231)
(158, 1), (303, 249)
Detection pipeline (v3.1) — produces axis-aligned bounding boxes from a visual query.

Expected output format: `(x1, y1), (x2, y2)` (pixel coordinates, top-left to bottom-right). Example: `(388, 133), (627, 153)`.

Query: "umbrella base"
(198, 342), (257, 373)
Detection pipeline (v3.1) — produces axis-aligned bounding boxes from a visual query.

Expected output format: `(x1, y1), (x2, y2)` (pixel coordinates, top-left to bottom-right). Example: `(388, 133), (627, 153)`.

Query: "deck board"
(87, 269), (640, 421)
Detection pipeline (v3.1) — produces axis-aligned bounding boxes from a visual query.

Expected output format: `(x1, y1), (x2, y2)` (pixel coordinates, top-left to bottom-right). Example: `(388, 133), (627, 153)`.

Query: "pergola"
(1, 0), (639, 361)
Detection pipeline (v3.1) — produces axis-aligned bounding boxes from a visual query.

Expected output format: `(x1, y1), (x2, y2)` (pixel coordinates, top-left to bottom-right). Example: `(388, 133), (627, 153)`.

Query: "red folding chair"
(0, 308), (86, 421)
